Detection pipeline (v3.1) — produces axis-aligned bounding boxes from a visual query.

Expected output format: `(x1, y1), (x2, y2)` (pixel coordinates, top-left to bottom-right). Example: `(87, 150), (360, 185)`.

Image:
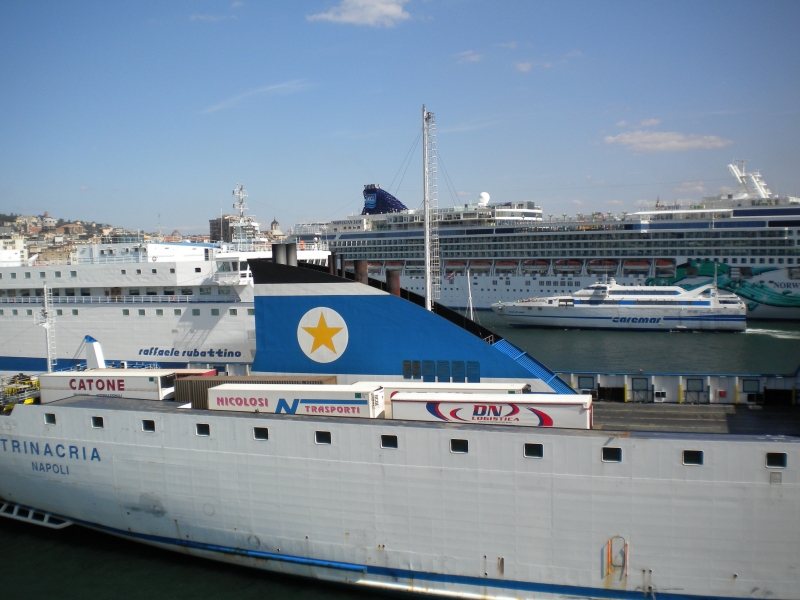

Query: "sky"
(1, 0), (799, 234)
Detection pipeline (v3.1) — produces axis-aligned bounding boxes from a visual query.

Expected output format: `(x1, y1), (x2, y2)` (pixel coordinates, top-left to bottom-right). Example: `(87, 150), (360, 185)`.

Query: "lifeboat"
(469, 260), (492, 272)
(655, 259), (675, 269)
(553, 259), (582, 274)
(385, 261), (404, 271)
(586, 259), (617, 273)
(445, 261), (467, 273)
(623, 260), (651, 272)
(494, 260), (519, 272)
(521, 259), (549, 273)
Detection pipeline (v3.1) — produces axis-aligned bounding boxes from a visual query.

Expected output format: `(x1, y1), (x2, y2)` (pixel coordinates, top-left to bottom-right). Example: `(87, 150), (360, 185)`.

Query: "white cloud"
(189, 14), (232, 22)
(307, 0), (410, 27)
(673, 180), (705, 194)
(617, 118), (661, 127)
(603, 130), (733, 153)
(607, 199), (623, 206)
(231, 1), (244, 7)
(497, 42), (517, 49)
(635, 199), (652, 207)
(201, 80), (309, 114)
(80, 185), (90, 192)
(515, 62), (532, 72)
(457, 50), (483, 63)
(457, 190), (472, 197)
(571, 199), (584, 206)
(565, 49), (582, 58)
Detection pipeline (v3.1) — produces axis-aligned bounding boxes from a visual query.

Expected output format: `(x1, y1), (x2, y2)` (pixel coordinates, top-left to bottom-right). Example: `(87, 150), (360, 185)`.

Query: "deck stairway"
(492, 338), (575, 394)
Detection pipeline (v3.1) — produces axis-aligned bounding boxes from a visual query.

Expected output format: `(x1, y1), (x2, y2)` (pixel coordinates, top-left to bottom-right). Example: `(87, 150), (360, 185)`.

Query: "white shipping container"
(207, 383), (384, 418)
(39, 369), (181, 403)
(370, 381), (531, 419)
(390, 392), (592, 429)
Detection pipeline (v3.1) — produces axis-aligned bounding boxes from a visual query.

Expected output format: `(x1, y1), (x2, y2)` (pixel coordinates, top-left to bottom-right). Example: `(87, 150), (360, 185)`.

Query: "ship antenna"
(35, 283), (56, 373)
(422, 105), (440, 312)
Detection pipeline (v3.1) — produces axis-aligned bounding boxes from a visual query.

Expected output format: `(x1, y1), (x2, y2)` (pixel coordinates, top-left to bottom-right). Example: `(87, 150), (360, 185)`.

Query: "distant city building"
(209, 215), (236, 242)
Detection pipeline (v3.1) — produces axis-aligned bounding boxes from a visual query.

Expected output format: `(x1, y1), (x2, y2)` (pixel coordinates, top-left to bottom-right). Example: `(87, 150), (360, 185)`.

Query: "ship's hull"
(492, 304), (746, 331)
(0, 399), (798, 599)
(0, 299), (254, 376)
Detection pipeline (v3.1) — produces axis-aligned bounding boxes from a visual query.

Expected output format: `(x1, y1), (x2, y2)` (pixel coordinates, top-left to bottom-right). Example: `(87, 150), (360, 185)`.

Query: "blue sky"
(1, 0), (799, 233)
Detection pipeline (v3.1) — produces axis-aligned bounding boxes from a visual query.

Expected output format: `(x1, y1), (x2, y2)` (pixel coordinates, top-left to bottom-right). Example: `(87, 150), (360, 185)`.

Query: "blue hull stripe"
(31, 509), (752, 600)
(504, 315), (745, 323)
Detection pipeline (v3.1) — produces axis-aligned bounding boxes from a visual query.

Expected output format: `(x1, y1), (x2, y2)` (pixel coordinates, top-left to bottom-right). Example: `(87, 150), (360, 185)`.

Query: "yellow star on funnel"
(302, 313), (343, 353)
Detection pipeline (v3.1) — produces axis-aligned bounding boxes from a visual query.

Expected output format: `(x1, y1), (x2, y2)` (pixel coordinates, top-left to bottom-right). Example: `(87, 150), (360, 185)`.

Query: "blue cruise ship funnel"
(248, 259), (573, 393)
(362, 184), (407, 215)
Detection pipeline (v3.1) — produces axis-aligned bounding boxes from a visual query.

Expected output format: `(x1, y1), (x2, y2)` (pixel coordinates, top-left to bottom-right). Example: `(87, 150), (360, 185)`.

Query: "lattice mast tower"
(35, 283), (56, 373)
(422, 105), (440, 311)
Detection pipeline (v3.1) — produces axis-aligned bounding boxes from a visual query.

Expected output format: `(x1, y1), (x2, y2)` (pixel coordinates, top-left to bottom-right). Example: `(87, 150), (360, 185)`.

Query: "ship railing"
(683, 390), (710, 404)
(213, 272), (252, 284)
(0, 295), (242, 305)
(69, 254), (150, 265)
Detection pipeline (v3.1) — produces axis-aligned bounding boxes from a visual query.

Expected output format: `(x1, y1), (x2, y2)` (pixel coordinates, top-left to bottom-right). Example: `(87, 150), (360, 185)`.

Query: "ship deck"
(26, 396), (800, 439)
(593, 402), (800, 436)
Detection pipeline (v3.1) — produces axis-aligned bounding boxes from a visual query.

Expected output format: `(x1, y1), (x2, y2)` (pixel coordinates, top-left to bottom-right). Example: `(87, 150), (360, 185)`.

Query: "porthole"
(380, 434), (398, 449)
(196, 423), (210, 437)
(766, 452), (787, 469)
(683, 450), (703, 466)
(91, 416), (104, 429)
(602, 447), (622, 463)
(524, 443), (543, 458)
(315, 431), (331, 445)
(253, 427), (269, 441)
(142, 420), (156, 432)
(450, 439), (468, 454)
(44, 413), (56, 425)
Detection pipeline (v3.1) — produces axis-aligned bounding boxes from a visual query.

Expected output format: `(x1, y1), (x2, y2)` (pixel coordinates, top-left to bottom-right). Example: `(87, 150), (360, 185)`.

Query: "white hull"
(492, 304), (745, 331)
(0, 299), (254, 376)
(1, 399), (797, 599)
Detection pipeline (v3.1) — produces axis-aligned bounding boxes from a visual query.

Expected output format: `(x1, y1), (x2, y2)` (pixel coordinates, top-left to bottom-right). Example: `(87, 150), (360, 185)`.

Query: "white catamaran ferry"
(491, 278), (747, 331)
(292, 161), (800, 319)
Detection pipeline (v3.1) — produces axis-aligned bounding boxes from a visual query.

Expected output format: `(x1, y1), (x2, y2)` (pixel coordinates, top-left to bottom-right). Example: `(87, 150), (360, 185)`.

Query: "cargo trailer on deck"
(207, 383), (384, 418)
(38, 368), (214, 403)
(389, 392), (592, 429)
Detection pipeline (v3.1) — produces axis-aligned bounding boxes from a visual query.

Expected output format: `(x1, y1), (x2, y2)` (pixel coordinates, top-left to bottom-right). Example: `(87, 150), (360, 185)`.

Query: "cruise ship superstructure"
(0, 258), (797, 600)
(292, 162), (800, 319)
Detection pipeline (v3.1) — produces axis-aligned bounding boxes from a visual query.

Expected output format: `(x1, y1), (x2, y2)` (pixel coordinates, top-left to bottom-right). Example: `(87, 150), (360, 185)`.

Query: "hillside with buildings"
(0, 208), (289, 267)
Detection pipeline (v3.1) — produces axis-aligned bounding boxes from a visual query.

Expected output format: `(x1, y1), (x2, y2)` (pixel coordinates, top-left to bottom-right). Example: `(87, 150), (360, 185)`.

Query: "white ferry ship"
(0, 259), (797, 600)
(491, 278), (747, 331)
(292, 161), (800, 319)
(0, 185), (328, 376)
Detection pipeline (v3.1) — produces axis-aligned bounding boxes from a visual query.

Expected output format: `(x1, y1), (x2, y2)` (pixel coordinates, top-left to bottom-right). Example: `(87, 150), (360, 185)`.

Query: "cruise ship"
(1, 258), (797, 600)
(291, 162), (800, 319)
(0, 185), (328, 376)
